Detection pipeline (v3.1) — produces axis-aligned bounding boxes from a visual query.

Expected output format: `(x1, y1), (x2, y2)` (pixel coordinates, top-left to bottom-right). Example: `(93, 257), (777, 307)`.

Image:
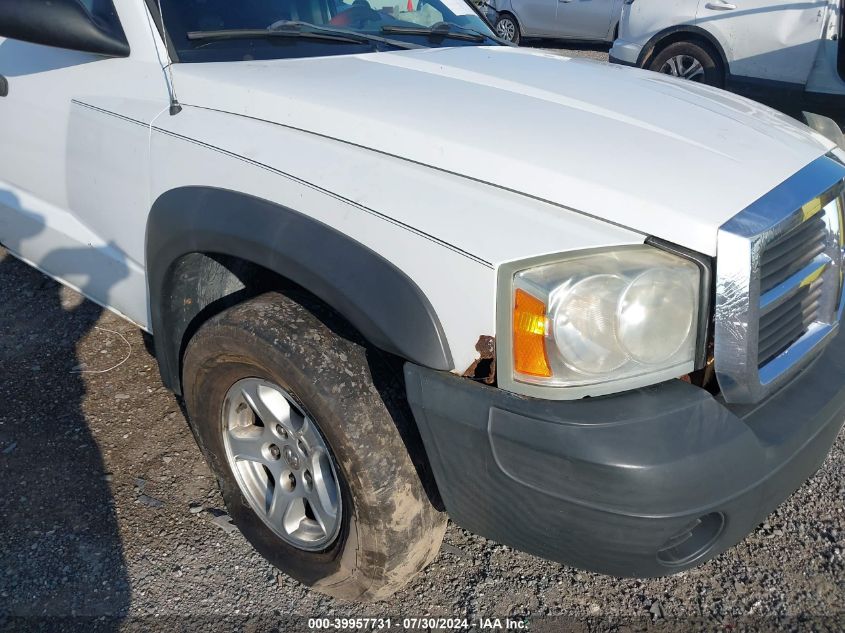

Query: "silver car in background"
(483, 0), (623, 45)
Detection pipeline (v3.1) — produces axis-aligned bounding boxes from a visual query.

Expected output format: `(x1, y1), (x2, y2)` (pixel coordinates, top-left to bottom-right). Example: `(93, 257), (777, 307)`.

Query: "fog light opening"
(657, 512), (725, 567)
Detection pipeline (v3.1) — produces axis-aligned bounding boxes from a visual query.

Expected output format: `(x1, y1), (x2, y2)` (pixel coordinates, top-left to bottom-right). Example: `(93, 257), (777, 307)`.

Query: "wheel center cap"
(283, 446), (300, 470)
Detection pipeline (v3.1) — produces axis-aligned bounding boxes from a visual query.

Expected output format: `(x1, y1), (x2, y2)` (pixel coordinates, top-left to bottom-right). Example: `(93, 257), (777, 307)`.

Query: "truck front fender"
(146, 186), (453, 393)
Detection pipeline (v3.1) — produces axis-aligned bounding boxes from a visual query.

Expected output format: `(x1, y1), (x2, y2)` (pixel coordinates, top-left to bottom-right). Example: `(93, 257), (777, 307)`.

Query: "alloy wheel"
(496, 18), (517, 42)
(659, 54), (706, 82)
(221, 378), (342, 550)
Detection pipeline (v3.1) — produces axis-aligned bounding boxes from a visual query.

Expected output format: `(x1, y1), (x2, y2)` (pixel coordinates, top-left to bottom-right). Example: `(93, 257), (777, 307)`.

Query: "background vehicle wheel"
(182, 291), (446, 601)
(495, 14), (520, 44)
(648, 41), (724, 88)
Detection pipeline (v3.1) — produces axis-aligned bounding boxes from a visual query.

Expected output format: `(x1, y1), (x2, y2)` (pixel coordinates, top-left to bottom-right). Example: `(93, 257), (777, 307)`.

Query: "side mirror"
(802, 112), (845, 152)
(0, 0), (130, 57)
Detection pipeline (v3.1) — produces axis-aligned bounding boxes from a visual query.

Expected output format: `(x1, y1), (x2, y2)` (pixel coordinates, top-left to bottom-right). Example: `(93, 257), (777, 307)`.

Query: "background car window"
(344, 0), (445, 26)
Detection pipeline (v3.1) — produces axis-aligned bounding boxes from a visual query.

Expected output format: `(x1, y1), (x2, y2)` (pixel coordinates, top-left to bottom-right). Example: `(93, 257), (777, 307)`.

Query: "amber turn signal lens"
(513, 288), (552, 377)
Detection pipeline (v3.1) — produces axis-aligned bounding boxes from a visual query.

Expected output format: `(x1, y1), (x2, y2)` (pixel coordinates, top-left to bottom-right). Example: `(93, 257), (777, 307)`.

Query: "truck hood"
(171, 46), (835, 257)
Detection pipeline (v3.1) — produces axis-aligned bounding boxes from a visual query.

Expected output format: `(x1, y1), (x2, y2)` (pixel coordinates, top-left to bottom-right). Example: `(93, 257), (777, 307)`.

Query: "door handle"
(705, 1), (737, 9)
(0, 75), (7, 98)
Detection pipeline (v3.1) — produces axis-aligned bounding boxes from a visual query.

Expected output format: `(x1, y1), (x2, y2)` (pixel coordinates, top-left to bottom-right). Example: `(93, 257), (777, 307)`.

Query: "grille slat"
(760, 216), (827, 293)
(761, 215), (826, 267)
(758, 321), (809, 366)
(759, 283), (823, 332)
(760, 243), (825, 292)
(758, 290), (822, 366)
(759, 303), (819, 351)
(757, 214), (829, 368)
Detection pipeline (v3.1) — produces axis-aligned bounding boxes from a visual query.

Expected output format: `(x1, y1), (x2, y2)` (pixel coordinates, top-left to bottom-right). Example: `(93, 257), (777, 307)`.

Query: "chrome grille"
(715, 154), (845, 404)
(756, 214), (828, 367)
(759, 215), (827, 293)
(757, 278), (822, 366)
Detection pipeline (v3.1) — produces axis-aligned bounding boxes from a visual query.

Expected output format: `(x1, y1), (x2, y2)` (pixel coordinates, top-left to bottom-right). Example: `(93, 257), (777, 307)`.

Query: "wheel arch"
(638, 25), (729, 74)
(146, 186), (454, 394)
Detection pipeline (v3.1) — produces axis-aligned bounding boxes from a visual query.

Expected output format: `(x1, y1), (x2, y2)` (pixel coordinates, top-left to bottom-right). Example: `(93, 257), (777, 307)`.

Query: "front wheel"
(648, 41), (724, 88)
(182, 291), (446, 600)
(495, 14), (520, 45)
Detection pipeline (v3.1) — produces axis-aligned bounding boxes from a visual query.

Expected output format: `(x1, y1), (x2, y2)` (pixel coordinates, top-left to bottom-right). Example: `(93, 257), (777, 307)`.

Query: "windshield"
(153, 0), (500, 62)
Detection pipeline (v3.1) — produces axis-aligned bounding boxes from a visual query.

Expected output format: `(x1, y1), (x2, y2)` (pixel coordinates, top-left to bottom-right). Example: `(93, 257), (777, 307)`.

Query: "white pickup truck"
(1, 0), (845, 602)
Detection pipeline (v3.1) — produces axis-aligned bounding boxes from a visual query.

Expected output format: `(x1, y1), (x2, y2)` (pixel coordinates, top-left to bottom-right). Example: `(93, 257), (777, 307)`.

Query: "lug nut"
(276, 424), (288, 439)
(269, 444), (281, 460)
(283, 446), (301, 469)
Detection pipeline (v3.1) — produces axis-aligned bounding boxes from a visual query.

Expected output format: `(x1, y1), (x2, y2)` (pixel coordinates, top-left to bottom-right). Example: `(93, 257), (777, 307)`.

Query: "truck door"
(0, 0), (170, 327)
(555, 0), (618, 40)
(696, 0), (828, 86)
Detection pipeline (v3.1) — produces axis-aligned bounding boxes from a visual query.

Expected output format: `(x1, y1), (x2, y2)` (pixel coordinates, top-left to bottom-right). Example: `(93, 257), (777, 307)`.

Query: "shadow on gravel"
(0, 199), (130, 630)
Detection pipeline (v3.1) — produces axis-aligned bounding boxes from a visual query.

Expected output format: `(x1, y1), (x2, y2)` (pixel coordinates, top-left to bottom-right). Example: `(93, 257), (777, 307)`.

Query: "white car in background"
(484, 0), (623, 45)
(610, 0), (845, 112)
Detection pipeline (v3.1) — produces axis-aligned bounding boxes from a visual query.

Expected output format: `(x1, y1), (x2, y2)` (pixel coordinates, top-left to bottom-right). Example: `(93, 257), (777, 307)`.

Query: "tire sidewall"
(184, 347), (361, 589)
(649, 41), (724, 88)
(182, 293), (445, 600)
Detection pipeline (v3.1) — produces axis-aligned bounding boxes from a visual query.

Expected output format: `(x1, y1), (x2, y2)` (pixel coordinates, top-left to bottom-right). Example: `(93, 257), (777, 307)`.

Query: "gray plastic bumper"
(404, 330), (845, 577)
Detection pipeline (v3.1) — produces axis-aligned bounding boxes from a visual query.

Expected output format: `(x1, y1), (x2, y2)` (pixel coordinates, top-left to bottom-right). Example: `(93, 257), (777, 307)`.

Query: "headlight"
(498, 245), (703, 399)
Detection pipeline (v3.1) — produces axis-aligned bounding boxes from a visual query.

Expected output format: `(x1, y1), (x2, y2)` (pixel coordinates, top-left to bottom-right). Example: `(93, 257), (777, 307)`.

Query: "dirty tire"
(495, 14), (520, 45)
(182, 291), (447, 601)
(648, 40), (724, 88)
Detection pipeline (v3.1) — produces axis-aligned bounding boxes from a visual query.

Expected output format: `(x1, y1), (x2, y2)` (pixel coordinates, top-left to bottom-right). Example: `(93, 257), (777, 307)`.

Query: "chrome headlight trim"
(715, 154), (845, 404)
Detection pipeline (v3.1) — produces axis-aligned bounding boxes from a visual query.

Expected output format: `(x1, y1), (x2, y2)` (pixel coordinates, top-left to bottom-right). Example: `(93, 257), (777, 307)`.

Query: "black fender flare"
(636, 24), (729, 72)
(146, 186), (453, 393)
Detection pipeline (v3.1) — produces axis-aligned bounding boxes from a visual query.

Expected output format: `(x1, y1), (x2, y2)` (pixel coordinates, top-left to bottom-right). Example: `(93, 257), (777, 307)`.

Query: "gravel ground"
(537, 42), (612, 63)
(1, 48), (845, 633)
(1, 242), (844, 632)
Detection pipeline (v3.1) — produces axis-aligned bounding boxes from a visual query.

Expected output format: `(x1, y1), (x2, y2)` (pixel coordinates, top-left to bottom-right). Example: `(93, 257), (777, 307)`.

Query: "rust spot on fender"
(462, 335), (496, 385)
